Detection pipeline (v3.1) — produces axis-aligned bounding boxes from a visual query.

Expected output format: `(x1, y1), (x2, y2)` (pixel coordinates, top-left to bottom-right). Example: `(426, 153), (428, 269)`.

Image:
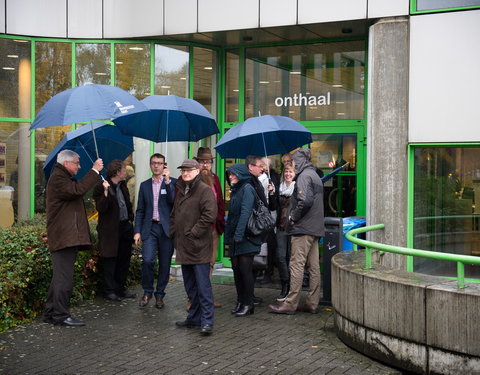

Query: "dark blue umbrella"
(214, 115), (312, 159)
(113, 95), (219, 143)
(321, 162), (350, 183)
(43, 123), (134, 181)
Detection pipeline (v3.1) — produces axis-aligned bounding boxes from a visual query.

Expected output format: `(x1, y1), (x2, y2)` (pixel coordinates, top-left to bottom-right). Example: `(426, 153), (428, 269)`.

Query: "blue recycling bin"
(342, 217), (366, 250)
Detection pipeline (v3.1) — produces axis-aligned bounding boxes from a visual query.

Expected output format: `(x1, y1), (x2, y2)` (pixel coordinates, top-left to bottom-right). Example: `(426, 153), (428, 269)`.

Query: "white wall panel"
(7, 0), (67, 37)
(164, 0), (197, 35)
(409, 10), (480, 142)
(198, 0), (259, 32)
(0, 0), (5, 33)
(260, 0), (297, 27)
(368, 0), (409, 18)
(104, 0), (163, 38)
(68, 0), (102, 38)
(298, 0), (366, 24)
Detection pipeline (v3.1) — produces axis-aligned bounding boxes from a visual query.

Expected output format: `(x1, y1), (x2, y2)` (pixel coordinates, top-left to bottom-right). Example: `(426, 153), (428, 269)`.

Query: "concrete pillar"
(367, 17), (409, 269)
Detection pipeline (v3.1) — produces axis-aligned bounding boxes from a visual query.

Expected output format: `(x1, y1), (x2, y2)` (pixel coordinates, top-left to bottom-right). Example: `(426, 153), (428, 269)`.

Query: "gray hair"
(57, 149), (79, 164)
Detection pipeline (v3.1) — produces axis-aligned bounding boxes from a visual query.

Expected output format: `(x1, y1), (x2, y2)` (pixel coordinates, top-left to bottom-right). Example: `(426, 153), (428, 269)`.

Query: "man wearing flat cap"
(194, 147), (225, 307)
(170, 159), (217, 335)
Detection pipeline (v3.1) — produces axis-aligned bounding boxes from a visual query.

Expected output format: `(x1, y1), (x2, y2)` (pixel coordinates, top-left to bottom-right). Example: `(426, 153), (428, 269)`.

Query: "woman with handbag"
(224, 163), (262, 317)
(275, 165), (295, 302)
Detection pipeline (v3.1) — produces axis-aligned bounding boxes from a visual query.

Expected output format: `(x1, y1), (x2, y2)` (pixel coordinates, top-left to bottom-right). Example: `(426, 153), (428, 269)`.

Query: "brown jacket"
(93, 179), (134, 258)
(170, 175), (217, 265)
(46, 163), (99, 252)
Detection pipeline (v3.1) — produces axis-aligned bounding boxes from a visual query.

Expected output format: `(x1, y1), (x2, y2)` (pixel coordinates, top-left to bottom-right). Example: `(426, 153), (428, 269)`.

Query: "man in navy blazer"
(134, 153), (177, 309)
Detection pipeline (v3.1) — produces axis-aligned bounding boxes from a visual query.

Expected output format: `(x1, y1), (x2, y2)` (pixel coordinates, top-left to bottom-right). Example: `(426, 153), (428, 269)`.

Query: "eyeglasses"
(199, 160), (212, 165)
(252, 164), (263, 169)
(151, 161), (165, 166)
(68, 160), (80, 165)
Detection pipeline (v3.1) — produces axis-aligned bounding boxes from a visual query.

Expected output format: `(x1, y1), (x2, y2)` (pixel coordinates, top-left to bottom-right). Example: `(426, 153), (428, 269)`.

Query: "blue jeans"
(182, 263), (214, 326)
(141, 223), (174, 299)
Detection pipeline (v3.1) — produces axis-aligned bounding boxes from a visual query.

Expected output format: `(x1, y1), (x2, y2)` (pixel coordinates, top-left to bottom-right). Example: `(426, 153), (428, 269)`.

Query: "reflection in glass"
(417, 0), (480, 11)
(193, 47), (216, 115)
(115, 43), (150, 99)
(155, 45), (188, 97)
(414, 147), (480, 278)
(245, 41), (365, 121)
(225, 50), (239, 122)
(76, 43), (111, 86)
(311, 134), (357, 217)
(0, 39), (31, 119)
(0, 122), (20, 224)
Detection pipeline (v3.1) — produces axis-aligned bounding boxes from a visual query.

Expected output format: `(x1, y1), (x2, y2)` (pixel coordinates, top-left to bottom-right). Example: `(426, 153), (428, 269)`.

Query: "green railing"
(345, 224), (480, 289)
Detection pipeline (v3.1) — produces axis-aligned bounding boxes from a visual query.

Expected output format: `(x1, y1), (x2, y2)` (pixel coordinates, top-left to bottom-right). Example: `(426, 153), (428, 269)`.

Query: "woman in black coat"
(224, 163), (261, 316)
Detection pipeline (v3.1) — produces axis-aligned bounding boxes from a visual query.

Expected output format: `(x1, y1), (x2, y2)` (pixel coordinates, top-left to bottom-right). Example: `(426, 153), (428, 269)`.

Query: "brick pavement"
(0, 273), (401, 375)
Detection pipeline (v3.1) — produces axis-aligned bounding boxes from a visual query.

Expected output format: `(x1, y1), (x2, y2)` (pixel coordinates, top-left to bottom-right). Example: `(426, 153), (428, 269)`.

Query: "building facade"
(0, 0), (479, 278)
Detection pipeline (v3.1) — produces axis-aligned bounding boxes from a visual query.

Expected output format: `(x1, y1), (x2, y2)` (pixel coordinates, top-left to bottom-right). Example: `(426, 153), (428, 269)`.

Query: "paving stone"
(0, 279), (401, 375)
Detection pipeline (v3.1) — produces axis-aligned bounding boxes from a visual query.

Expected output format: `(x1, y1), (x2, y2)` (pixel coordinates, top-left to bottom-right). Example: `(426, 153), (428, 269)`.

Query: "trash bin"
(342, 217), (366, 250)
(321, 217), (343, 305)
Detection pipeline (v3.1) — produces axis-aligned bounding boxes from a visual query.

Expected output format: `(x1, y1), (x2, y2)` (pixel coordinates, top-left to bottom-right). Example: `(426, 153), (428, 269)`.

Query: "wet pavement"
(0, 271), (401, 375)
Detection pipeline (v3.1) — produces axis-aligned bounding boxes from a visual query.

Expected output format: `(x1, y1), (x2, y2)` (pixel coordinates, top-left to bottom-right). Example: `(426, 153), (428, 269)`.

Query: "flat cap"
(177, 159), (200, 169)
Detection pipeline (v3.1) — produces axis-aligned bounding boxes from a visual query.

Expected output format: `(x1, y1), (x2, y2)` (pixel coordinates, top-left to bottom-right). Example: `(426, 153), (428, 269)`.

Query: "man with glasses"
(171, 159), (217, 335)
(43, 149), (103, 326)
(134, 153), (177, 309)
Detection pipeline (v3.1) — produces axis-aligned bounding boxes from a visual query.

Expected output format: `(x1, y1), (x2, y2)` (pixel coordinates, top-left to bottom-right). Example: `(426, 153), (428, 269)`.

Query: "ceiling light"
(95, 72), (107, 76)
(204, 67), (213, 70)
(161, 85), (171, 89)
(289, 71), (301, 75)
(337, 113), (345, 116)
(233, 89), (239, 92)
(259, 81), (269, 84)
(13, 39), (28, 43)
(115, 61), (123, 64)
(180, 77), (186, 80)
(2, 67), (15, 70)
(289, 111), (295, 114)
(336, 101), (345, 104)
(7, 55), (18, 58)
(332, 84), (343, 88)
(129, 47), (144, 51)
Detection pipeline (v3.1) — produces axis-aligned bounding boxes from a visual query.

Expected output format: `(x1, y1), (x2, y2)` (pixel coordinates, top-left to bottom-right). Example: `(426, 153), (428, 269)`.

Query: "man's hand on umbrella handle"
(134, 233), (141, 245)
(163, 166), (170, 183)
(93, 158), (104, 172)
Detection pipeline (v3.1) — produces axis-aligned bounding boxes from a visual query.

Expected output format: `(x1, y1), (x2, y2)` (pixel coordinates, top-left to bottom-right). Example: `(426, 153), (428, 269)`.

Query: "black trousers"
(102, 221), (133, 295)
(44, 246), (78, 322)
(231, 254), (255, 306)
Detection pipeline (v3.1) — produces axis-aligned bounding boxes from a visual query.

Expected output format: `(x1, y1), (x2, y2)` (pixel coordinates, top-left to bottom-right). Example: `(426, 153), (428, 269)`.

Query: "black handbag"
(246, 193), (275, 236)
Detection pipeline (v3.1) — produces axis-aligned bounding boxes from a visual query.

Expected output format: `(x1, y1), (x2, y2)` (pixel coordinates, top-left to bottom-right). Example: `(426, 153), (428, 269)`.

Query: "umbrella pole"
(90, 121), (100, 159)
(165, 111), (169, 162)
(261, 132), (271, 180)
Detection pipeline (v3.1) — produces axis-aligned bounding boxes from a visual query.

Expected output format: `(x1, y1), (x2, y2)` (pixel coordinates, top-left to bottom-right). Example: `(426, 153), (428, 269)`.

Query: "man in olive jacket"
(43, 149), (103, 327)
(170, 159), (217, 335)
(269, 147), (324, 315)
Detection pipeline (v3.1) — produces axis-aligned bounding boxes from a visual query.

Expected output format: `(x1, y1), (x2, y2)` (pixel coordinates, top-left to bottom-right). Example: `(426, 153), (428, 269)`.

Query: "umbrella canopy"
(43, 123), (134, 181)
(214, 115), (312, 159)
(113, 95), (219, 143)
(30, 84), (149, 130)
(321, 162), (350, 183)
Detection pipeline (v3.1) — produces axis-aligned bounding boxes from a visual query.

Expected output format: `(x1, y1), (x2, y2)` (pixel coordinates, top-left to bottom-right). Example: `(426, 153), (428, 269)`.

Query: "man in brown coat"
(170, 159), (217, 335)
(93, 160), (135, 302)
(43, 149), (103, 327)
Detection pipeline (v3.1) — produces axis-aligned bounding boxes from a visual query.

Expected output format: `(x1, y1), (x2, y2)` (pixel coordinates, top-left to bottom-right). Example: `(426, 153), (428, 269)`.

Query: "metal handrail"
(345, 224), (480, 289)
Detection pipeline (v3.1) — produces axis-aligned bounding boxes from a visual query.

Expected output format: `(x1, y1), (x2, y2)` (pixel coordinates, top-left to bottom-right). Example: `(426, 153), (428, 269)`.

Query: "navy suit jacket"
(134, 177), (177, 240)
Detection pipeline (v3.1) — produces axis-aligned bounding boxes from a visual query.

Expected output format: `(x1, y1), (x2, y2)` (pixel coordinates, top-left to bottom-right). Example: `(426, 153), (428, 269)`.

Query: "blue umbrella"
(113, 95), (219, 143)
(214, 115), (312, 159)
(30, 84), (148, 159)
(43, 123), (134, 181)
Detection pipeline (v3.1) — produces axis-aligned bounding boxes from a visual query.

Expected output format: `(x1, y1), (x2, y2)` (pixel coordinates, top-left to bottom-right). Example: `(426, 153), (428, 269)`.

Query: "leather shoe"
(200, 324), (213, 335)
(55, 317), (86, 326)
(105, 293), (122, 301)
(175, 320), (200, 329)
(155, 298), (165, 309)
(253, 296), (263, 306)
(139, 295), (152, 308)
(296, 303), (319, 314)
(119, 290), (136, 298)
(268, 302), (296, 315)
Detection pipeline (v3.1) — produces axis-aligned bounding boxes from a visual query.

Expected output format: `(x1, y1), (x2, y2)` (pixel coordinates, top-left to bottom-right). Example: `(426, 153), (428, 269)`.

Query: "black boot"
(276, 281), (289, 302)
(231, 302), (243, 314)
(235, 305), (254, 317)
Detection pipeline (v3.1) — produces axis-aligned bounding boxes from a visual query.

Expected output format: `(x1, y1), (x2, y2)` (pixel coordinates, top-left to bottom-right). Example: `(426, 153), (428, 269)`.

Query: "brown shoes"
(296, 303), (319, 314)
(155, 298), (165, 309)
(139, 295), (152, 308)
(268, 302), (296, 315)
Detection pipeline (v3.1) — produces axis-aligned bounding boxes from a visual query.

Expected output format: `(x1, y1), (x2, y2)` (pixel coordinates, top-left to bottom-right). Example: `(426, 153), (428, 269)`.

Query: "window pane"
(193, 47), (216, 115)
(0, 39), (31, 119)
(154, 45), (188, 97)
(76, 43), (111, 86)
(414, 147), (480, 278)
(225, 50), (239, 122)
(115, 43), (150, 99)
(245, 41), (365, 121)
(417, 0), (480, 11)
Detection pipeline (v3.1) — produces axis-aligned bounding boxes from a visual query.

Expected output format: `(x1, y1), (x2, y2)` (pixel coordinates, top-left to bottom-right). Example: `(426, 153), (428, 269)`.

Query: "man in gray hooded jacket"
(268, 147), (324, 314)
